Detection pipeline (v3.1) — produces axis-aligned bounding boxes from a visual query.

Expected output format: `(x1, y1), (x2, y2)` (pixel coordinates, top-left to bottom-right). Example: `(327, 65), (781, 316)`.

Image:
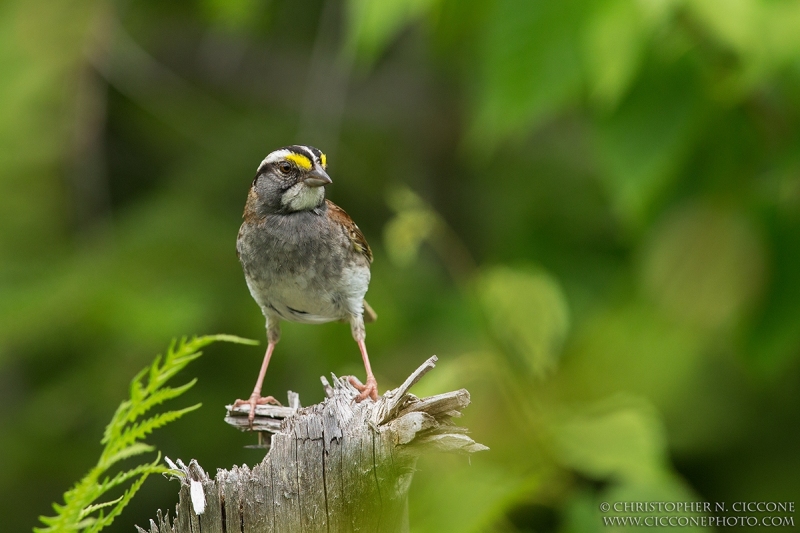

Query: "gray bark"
(138, 356), (486, 533)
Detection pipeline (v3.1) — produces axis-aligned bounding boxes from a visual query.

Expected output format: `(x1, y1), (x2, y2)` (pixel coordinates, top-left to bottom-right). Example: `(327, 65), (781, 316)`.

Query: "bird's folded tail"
(363, 300), (377, 323)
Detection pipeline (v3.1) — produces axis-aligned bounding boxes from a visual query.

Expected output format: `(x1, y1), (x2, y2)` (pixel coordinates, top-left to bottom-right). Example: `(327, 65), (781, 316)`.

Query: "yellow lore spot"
(285, 153), (312, 170)
(320, 153), (327, 168)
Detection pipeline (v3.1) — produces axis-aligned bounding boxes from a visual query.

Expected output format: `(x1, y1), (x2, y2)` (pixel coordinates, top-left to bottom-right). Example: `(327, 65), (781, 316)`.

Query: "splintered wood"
(138, 356), (487, 533)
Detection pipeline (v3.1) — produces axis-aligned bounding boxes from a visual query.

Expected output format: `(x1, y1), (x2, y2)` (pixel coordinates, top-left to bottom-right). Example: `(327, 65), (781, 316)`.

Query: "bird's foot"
(234, 393), (282, 426)
(348, 375), (379, 402)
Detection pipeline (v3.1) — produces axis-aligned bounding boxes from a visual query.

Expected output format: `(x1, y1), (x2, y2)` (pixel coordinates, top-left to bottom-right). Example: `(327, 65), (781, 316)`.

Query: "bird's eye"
(278, 161), (292, 174)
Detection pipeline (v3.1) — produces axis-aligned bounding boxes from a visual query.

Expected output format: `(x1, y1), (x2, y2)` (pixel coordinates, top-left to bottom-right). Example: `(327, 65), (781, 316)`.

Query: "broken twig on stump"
(139, 355), (487, 533)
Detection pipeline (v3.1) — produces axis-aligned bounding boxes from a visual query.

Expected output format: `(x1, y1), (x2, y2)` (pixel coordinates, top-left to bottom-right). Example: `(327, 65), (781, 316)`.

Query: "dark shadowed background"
(2, 0), (800, 531)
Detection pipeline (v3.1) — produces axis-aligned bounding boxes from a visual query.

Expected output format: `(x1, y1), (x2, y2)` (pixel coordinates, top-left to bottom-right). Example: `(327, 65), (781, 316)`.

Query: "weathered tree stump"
(139, 356), (486, 533)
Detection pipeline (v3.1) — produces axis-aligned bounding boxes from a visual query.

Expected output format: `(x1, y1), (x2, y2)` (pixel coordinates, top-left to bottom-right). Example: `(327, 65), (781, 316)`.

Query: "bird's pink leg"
(349, 339), (379, 402)
(234, 341), (281, 425)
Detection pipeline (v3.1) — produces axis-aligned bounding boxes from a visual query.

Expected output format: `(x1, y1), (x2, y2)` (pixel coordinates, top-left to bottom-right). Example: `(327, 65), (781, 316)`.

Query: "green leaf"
(384, 210), (438, 267)
(640, 203), (766, 330)
(468, 0), (587, 149)
(551, 396), (668, 482)
(384, 187), (439, 267)
(410, 455), (541, 533)
(745, 205), (800, 374)
(477, 266), (570, 378)
(583, 0), (651, 110)
(563, 477), (701, 532)
(345, 0), (441, 64)
(592, 61), (706, 228)
(558, 302), (704, 412)
(561, 489), (606, 533)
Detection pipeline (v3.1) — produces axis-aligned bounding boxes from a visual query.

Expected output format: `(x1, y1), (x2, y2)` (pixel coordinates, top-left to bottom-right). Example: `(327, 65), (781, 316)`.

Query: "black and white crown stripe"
(257, 145), (324, 173)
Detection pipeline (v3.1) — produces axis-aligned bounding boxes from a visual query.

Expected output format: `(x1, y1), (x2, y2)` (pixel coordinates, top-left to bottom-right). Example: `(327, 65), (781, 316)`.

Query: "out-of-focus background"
(2, 0), (800, 531)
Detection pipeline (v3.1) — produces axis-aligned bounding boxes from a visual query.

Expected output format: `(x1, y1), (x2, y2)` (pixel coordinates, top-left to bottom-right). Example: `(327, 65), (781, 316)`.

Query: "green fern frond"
(78, 497), (123, 520)
(84, 469), (153, 533)
(112, 404), (201, 455)
(35, 334), (255, 533)
(126, 379), (198, 421)
(101, 443), (156, 470)
(96, 457), (167, 497)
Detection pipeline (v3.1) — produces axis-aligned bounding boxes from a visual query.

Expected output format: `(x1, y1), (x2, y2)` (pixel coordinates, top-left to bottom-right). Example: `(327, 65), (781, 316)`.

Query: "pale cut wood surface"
(138, 356), (486, 533)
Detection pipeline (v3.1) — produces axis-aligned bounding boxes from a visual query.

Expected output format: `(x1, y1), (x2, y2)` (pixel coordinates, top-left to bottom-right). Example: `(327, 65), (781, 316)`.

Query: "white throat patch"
(281, 182), (324, 211)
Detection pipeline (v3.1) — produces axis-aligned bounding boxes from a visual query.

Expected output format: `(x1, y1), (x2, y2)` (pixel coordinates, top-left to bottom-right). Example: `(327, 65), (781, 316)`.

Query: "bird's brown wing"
(326, 199), (373, 263)
(327, 200), (376, 322)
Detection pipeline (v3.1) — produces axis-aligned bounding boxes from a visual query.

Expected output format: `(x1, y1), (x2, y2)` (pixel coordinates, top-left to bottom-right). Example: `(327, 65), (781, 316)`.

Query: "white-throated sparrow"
(235, 145), (378, 423)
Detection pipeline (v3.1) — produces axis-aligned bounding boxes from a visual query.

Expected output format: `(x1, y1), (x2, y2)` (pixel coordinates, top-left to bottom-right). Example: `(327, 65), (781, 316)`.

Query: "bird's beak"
(303, 167), (332, 188)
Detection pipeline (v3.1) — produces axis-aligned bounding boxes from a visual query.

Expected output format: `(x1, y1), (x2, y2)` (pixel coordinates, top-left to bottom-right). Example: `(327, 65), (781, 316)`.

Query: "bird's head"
(249, 145), (331, 215)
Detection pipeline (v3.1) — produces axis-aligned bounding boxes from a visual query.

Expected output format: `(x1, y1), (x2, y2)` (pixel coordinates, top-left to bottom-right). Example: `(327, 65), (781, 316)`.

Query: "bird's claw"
(348, 375), (379, 402)
(234, 393), (282, 426)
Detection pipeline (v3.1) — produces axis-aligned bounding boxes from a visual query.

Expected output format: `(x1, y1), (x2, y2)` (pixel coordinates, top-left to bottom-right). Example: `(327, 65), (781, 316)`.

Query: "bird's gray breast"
(238, 211), (369, 323)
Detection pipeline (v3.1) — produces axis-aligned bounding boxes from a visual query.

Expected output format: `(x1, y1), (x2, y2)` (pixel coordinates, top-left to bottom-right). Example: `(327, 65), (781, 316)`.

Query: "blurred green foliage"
(2, 0), (799, 532)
